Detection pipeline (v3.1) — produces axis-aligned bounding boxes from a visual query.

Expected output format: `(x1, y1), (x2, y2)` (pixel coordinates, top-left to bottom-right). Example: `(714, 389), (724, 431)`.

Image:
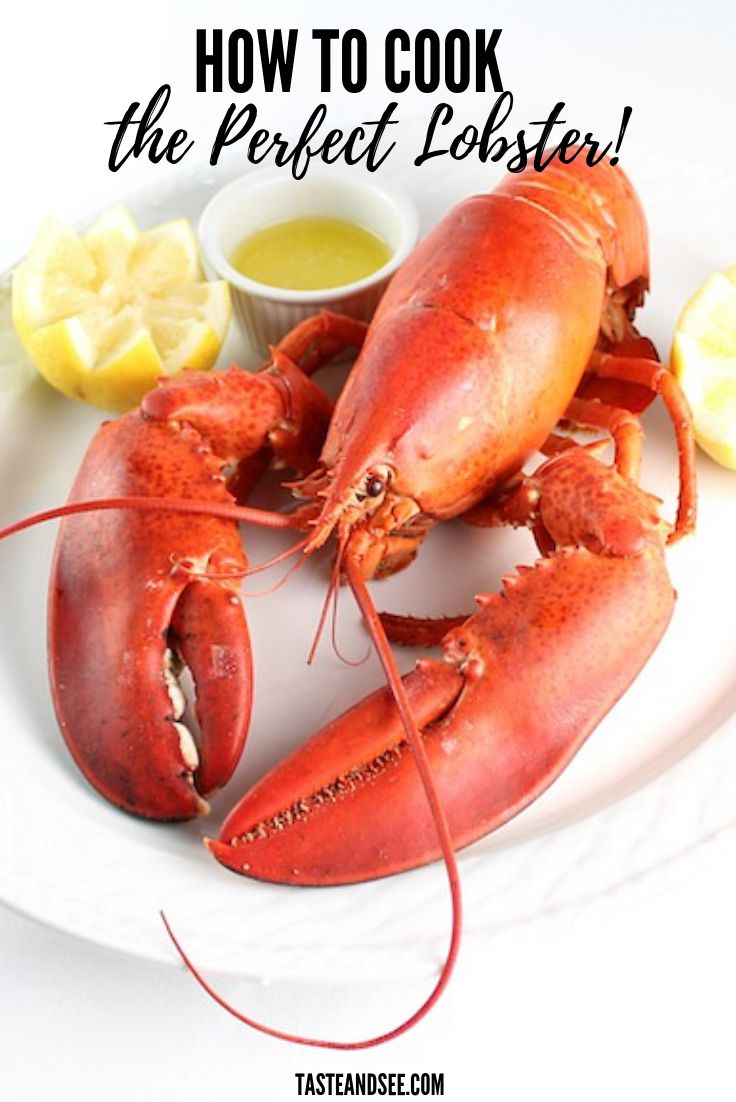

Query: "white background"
(2, 1), (736, 1099)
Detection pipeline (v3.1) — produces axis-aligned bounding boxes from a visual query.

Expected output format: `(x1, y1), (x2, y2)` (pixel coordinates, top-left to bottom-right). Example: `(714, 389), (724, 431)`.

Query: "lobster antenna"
(305, 534), (346, 666)
(0, 496), (301, 543)
(345, 557), (463, 974)
(242, 548), (310, 598)
(243, 536), (310, 577)
(329, 567), (371, 667)
(304, 537), (370, 666)
(161, 555), (463, 1048)
(170, 536), (310, 585)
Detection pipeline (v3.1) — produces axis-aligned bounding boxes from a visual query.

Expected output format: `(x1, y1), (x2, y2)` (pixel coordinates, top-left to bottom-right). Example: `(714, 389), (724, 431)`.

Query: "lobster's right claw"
(207, 660), (463, 882)
(210, 451), (676, 883)
(209, 544), (673, 882)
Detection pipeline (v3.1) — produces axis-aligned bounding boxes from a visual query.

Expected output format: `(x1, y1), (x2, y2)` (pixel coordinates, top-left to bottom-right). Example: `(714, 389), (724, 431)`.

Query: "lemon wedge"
(671, 267), (736, 469)
(12, 208), (231, 412)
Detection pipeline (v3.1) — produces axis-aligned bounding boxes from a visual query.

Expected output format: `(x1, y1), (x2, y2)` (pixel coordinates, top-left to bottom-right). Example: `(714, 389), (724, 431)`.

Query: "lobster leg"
(576, 332), (658, 414)
(377, 611), (467, 648)
(274, 311), (368, 375)
(209, 449), (674, 882)
(586, 351), (697, 540)
(564, 396), (643, 482)
(462, 346), (696, 542)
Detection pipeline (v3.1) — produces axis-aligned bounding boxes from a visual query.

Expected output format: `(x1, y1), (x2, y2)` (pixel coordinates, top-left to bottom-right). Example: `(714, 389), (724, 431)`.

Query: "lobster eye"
(365, 475), (385, 498)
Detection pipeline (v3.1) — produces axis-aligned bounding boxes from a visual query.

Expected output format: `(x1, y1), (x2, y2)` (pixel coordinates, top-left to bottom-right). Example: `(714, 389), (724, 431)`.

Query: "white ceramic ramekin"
(197, 170), (419, 357)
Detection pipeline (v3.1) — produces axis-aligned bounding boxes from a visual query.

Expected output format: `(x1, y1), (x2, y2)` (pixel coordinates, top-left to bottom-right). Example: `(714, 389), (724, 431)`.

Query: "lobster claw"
(47, 322), (357, 821)
(209, 451), (676, 882)
(50, 414), (253, 820)
(207, 661), (464, 881)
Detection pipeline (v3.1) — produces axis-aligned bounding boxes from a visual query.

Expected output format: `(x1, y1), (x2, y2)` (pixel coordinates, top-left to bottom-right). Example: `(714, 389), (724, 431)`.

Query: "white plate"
(1, 141), (736, 984)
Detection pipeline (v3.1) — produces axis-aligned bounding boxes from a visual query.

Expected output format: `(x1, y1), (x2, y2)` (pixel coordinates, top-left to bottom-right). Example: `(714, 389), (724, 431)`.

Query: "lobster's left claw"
(168, 578), (253, 803)
(50, 415), (253, 821)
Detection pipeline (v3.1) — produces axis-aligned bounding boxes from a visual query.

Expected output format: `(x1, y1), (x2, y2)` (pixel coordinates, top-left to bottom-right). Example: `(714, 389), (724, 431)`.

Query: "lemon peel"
(672, 266), (736, 470)
(12, 208), (231, 412)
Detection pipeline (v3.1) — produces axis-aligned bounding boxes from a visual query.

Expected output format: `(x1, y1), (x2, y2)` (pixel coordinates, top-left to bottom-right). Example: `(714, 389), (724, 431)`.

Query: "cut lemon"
(12, 208), (231, 411)
(671, 267), (736, 470)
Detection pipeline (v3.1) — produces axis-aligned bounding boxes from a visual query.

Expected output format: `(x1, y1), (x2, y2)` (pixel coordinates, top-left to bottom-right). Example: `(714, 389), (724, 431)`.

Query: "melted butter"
(230, 216), (392, 291)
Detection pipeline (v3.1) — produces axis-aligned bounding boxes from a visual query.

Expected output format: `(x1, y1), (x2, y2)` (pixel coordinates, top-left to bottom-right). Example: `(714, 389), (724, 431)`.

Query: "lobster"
(204, 156), (695, 882)
(2, 153), (696, 1046)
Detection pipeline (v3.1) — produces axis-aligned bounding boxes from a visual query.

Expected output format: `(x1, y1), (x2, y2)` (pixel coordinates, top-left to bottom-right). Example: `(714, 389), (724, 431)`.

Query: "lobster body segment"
(314, 156), (651, 539)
